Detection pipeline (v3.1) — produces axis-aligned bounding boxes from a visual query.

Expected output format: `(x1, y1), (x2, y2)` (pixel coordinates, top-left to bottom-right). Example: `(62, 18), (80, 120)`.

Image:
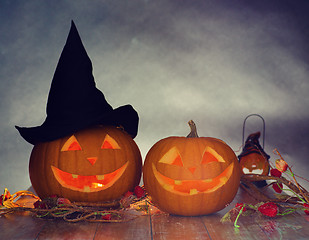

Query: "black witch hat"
(16, 21), (139, 145)
(238, 132), (270, 161)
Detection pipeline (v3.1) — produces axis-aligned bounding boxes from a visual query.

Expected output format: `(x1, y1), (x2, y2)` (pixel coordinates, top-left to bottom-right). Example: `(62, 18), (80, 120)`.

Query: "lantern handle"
(242, 114), (265, 149)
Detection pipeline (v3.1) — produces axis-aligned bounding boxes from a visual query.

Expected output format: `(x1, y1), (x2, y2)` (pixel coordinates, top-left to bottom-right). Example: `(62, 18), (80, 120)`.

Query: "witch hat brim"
(16, 21), (139, 145)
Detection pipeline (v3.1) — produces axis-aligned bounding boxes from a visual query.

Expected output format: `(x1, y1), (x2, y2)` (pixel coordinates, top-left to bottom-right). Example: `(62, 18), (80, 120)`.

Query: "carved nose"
(188, 167), (196, 174)
(87, 157), (98, 165)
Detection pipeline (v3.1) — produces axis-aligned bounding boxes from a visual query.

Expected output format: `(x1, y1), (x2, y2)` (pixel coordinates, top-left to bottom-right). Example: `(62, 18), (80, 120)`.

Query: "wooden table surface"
(1, 188), (309, 240)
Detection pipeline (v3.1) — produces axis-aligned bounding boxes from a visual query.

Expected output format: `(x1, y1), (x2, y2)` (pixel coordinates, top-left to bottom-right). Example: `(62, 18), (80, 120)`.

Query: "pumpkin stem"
(187, 120), (199, 138)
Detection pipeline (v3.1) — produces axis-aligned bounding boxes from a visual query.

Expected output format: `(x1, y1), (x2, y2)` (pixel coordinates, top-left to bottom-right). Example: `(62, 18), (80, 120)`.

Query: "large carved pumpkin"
(29, 126), (142, 202)
(143, 121), (241, 216)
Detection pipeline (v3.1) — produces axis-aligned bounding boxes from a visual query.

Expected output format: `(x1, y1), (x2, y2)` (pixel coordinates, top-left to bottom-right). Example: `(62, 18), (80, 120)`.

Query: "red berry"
(102, 214), (112, 220)
(258, 202), (278, 217)
(57, 197), (71, 206)
(123, 191), (133, 198)
(33, 200), (48, 209)
(134, 186), (145, 198)
(270, 169), (282, 177)
(235, 203), (247, 212)
(272, 183), (283, 193)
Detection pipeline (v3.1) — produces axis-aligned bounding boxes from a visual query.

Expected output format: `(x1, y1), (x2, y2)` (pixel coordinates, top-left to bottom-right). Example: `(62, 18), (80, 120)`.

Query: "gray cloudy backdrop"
(1, 0), (309, 192)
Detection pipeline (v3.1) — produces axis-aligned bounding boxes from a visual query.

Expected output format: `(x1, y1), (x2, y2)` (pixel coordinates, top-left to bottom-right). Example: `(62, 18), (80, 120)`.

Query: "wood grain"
(36, 219), (97, 240)
(0, 212), (46, 239)
(1, 187), (309, 240)
(203, 214), (269, 240)
(255, 212), (309, 240)
(151, 212), (211, 240)
(95, 215), (151, 240)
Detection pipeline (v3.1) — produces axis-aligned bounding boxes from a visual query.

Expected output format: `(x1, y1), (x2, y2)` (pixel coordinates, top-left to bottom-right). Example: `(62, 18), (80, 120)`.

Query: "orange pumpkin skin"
(239, 153), (270, 175)
(143, 136), (241, 216)
(29, 126), (142, 202)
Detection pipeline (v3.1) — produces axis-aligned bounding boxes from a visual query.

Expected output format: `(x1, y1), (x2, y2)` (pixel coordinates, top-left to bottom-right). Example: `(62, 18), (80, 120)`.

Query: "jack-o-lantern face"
(143, 129), (241, 216)
(29, 126), (142, 202)
(152, 146), (234, 196)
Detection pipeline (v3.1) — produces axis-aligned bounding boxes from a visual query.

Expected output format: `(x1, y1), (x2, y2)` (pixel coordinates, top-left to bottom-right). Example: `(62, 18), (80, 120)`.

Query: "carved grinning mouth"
(242, 167), (264, 175)
(51, 162), (128, 193)
(152, 162), (234, 196)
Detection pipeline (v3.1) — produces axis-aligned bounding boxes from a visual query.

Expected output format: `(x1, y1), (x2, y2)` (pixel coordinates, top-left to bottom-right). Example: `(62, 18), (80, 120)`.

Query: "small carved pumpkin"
(238, 132), (270, 176)
(29, 126), (142, 202)
(143, 121), (241, 216)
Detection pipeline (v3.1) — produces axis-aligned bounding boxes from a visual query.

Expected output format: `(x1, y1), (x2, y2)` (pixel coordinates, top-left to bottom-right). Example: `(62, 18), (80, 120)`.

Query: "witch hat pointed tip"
(69, 20), (78, 34)
(71, 20), (76, 28)
(64, 20), (84, 51)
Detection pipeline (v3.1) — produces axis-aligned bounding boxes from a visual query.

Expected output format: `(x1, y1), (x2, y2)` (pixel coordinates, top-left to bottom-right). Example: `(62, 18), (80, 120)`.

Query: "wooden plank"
(36, 219), (98, 240)
(234, 186), (309, 240)
(151, 212), (211, 240)
(95, 215), (151, 240)
(0, 212), (47, 240)
(203, 213), (269, 240)
(148, 188), (260, 240)
(201, 188), (268, 240)
(255, 212), (309, 240)
(1, 185), (309, 240)
(201, 187), (309, 240)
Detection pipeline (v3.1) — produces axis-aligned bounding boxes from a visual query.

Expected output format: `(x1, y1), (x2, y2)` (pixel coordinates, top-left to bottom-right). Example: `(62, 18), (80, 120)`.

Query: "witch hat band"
(16, 21), (139, 145)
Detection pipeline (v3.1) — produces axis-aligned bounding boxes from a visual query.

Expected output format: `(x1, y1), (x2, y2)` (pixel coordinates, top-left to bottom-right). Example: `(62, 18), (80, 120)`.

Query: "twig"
(0, 206), (139, 223)
(241, 175), (307, 205)
(241, 175), (309, 199)
(273, 148), (309, 203)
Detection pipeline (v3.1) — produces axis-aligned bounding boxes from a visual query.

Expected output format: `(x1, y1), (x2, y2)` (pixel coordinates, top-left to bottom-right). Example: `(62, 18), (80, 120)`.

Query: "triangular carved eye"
(201, 146), (225, 164)
(101, 134), (120, 149)
(159, 147), (183, 166)
(61, 135), (82, 151)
